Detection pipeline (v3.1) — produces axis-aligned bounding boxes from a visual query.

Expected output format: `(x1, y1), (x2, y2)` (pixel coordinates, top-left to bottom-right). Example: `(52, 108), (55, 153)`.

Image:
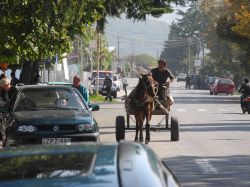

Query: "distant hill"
(104, 16), (170, 58)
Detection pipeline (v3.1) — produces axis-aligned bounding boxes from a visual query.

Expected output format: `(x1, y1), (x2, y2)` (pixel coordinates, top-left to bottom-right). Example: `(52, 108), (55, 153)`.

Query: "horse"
(133, 74), (156, 144)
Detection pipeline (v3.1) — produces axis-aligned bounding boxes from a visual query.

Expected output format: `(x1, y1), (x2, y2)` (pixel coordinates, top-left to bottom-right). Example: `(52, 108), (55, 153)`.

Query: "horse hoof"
(139, 139), (143, 143)
(145, 140), (150, 144)
(134, 139), (138, 142)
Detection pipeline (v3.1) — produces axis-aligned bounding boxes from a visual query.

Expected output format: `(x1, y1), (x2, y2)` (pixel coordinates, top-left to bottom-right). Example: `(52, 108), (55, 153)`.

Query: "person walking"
(121, 74), (128, 96)
(73, 75), (89, 104)
(103, 74), (113, 102)
(0, 78), (18, 103)
(185, 74), (191, 89)
(10, 72), (19, 86)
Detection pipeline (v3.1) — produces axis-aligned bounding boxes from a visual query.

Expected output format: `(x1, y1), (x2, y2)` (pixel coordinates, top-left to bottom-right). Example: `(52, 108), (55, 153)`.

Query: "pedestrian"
(185, 74), (191, 90)
(10, 72), (19, 86)
(103, 74), (112, 102)
(0, 78), (18, 103)
(0, 73), (6, 80)
(121, 74), (128, 96)
(73, 75), (89, 104)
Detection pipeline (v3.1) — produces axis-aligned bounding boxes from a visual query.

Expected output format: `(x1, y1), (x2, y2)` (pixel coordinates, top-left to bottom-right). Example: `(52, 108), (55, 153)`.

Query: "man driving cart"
(151, 59), (175, 107)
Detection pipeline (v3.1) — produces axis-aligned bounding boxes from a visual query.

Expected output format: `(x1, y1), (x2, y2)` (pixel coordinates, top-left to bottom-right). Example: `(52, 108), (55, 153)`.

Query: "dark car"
(0, 142), (180, 187)
(0, 85), (100, 146)
(209, 78), (235, 95)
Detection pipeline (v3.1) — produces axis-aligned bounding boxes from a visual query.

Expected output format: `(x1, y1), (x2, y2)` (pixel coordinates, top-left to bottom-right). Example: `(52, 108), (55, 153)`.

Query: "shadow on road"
(163, 155), (250, 187)
(181, 123), (250, 132)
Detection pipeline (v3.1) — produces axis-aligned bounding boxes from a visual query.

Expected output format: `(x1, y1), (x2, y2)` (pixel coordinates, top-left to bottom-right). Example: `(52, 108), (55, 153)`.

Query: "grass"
(90, 94), (118, 103)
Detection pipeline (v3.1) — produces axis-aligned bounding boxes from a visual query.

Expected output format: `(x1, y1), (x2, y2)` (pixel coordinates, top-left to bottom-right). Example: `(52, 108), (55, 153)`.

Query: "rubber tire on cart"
(116, 116), (125, 142)
(171, 116), (179, 141)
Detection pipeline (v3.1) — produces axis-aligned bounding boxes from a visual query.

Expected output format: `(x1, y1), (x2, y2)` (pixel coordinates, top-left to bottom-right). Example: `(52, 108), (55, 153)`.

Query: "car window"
(91, 72), (112, 79)
(15, 88), (87, 111)
(0, 153), (95, 180)
(219, 79), (233, 85)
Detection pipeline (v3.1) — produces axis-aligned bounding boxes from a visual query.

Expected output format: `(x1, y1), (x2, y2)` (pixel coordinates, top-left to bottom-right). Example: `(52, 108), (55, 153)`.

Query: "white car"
(177, 73), (187, 82)
(113, 74), (121, 91)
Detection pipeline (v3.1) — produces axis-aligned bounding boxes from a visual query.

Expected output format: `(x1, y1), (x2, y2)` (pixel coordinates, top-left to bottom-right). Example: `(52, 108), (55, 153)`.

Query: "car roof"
(17, 85), (74, 90)
(47, 82), (72, 86)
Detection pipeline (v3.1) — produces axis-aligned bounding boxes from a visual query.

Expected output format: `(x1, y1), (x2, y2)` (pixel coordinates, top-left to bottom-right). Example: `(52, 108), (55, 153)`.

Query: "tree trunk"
(19, 61), (40, 85)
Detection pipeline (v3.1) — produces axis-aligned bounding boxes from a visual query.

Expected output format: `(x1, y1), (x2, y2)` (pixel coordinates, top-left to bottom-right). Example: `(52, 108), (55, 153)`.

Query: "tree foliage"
(0, 0), (102, 64)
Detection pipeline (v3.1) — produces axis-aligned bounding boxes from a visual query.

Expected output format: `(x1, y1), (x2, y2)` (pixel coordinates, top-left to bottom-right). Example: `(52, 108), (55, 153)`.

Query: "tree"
(129, 54), (157, 69)
(0, 0), (193, 84)
(0, 0), (103, 83)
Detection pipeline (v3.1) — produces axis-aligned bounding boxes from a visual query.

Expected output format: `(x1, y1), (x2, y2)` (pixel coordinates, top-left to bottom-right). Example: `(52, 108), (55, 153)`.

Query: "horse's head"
(139, 74), (156, 97)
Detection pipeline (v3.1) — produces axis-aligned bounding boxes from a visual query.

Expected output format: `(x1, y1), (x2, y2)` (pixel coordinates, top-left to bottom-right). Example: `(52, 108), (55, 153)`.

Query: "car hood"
(12, 110), (93, 125)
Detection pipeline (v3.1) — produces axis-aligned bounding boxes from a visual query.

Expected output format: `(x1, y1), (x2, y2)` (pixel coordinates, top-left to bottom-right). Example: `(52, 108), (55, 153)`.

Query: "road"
(94, 79), (250, 187)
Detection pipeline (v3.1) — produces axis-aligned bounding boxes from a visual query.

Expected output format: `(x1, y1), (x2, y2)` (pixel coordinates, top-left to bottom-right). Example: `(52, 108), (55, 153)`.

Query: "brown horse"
(134, 74), (156, 144)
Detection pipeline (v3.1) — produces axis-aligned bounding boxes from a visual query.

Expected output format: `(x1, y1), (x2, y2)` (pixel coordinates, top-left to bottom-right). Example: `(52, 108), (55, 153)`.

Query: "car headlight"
(17, 125), (36, 133)
(77, 124), (93, 132)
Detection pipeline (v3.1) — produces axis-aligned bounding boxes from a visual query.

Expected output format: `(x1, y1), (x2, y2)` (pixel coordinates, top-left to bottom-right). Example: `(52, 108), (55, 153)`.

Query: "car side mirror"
(89, 104), (100, 112)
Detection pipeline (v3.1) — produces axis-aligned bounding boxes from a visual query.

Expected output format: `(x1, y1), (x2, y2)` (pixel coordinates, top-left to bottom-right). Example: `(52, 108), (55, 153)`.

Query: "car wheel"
(171, 116), (179, 141)
(116, 116), (125, 142)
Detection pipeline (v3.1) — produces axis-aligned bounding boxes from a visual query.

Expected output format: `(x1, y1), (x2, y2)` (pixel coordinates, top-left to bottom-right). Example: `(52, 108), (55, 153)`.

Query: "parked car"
(89, 71), (117, 98)
(209, 78), (235, 95)
(0, 142), (180, 187)
(205, 76), (217, 90)
(113, 74), (121, 91)
(177, 73), (187, 82)
(0, 85), (100, 146)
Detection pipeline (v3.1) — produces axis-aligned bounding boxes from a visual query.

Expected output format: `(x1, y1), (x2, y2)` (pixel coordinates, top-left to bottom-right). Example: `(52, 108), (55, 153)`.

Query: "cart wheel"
(116, 116), (125, 142)
(171, 116), (179, 141)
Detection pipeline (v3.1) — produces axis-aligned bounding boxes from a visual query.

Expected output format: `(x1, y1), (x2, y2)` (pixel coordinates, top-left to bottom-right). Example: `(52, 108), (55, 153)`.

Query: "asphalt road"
(94, 79), (250, 187)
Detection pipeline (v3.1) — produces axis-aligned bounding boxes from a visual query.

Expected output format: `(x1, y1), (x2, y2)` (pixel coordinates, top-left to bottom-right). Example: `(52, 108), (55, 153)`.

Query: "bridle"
(140, 76), (157, 97)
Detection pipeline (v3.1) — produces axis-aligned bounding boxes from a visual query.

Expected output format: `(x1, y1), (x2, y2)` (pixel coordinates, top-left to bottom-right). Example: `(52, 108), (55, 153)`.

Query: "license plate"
(42, 138), (71, 144)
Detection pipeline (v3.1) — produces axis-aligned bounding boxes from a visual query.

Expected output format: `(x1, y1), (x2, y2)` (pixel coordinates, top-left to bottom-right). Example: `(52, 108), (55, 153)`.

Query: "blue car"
(0, 142), (180, 187)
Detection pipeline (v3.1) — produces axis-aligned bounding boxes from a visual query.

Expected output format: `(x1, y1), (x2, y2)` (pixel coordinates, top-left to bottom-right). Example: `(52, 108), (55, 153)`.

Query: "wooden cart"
(115, 86), (180, 142)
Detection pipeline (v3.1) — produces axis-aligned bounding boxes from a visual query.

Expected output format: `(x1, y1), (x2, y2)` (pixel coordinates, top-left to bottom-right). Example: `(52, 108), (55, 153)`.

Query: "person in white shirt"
(121, 74), (128, 96)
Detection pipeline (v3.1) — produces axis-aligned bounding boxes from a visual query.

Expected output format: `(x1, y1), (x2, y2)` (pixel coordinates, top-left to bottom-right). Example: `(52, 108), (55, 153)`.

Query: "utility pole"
(95, 32), (100, 95)
(117, 35), (120, 67)
(188, 38), (191, 75)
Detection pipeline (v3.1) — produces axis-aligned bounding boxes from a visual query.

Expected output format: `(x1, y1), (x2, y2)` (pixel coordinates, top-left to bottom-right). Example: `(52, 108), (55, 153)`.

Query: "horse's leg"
(145, 103), (153, 144)
(139, 113), (144, 143)
(134, 114), (139, 142)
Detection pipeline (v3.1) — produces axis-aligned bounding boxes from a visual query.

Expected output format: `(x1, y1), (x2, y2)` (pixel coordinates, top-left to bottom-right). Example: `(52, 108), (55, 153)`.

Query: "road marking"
(177, 108), (186, 112)
(197, 108), (207, 112)
(195, 158), (218, 174)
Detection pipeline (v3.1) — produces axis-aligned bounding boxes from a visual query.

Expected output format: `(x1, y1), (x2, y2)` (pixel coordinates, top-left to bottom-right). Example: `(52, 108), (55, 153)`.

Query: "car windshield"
(15, 87), (87, 111)
(219, 79), (233, 85)
(0, 153), (95, 180)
